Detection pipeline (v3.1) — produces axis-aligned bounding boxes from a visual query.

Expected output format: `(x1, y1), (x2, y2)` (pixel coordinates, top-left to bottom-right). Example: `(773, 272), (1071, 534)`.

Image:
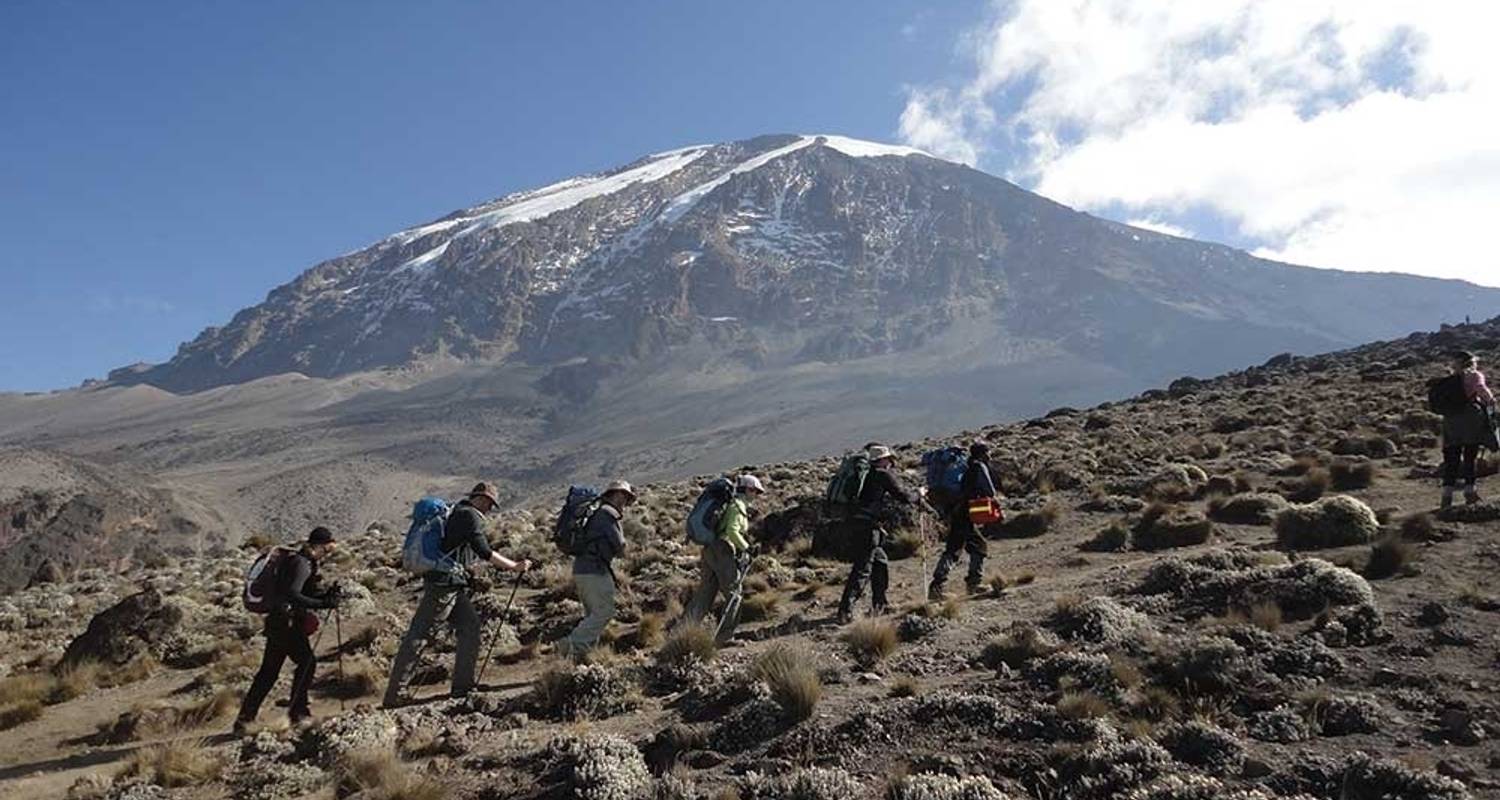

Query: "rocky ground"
(2, 318), (1500, 799)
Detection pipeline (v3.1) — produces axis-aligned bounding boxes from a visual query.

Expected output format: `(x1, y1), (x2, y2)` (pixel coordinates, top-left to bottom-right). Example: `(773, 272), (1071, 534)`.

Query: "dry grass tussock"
(739, 592), (783, 623)
(980, 624), (1060, 670)
(117, 739), (223, 788)
(657, 624), (717, 666)
(842, 618), (898, 668)
(997, 502), (1062, 539)
(0, 700), (43, 730)
(338, 748), (448, 800)
(752, 643), (822, 722)
(1363, 535), (1415, 580)
(320, 657), (383, 700)
(1330, 458), (1376, 490)
(888, 675), (919, 698)
(1057, 690), (1112, 720)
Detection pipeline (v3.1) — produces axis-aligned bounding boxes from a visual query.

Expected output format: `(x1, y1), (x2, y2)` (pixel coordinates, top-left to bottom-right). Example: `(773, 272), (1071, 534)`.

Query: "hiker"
(1438, 351), (1497, 508)
(929, 442), (998, 599)
(383, 482), (530, 706)
(235, 527), (341, 733)
(678, 474), (766, 645)
(558, 480), (636, 659)
(837, 445), (924, 624)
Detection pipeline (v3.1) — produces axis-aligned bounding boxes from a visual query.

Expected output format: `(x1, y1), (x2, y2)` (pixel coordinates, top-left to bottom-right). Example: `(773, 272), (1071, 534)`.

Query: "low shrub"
(1329, 458), (1376, 490)
(842, 619), (898, 668)
(337, 748), (447, 800)
(1362, 535), (1414, 580)
(1133, 505), (1214, 551)
(657, 625), (717, 667)
(1274, 495), (1380, 549)
(996, 502), (1061, 539)
(752, 644), (822, 722)
(117, 739), (223, 788)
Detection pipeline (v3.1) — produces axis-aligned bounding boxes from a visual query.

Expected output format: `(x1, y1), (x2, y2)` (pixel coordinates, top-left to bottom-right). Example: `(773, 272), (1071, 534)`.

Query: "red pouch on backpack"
(968, 497), (1003, 525)
(300, 613), (320, 636)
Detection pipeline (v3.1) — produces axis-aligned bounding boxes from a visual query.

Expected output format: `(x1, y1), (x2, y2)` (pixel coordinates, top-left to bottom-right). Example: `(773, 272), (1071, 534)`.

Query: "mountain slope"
(114, 133), (1497, 394)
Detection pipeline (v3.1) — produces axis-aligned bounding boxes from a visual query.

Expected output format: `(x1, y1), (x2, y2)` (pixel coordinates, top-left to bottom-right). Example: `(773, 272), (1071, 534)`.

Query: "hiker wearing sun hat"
(383, 481), (530, 706)
(559, 479), (637, 658)
(678, 473), (767, 645)
(836, 445), (923, 624)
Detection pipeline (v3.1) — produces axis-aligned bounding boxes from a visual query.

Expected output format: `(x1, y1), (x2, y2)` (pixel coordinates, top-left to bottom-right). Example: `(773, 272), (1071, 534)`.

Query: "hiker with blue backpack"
(1429, 350), (1498, 508)
(382, 482), (531, 707)
(556, 480), (637, 660)
(832, 445), (925, 625)
(235, 526), (342, 734)
(677, 474), (767, 645)
(928, 442), (999, 600)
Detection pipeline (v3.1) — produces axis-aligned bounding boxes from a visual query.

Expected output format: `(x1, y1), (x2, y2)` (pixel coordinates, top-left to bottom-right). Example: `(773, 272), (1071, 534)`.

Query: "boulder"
(59, 587), (183, 669)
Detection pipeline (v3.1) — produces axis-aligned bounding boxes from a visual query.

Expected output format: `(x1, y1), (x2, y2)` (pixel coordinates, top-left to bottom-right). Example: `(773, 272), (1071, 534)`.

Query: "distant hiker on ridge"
(929, 442), (998, 600)
(236, 526), (341, 733)
(677, 473), (766, 645)
(383, 482), (530, 707)
(836, 445), (924, 625)
(1429, 351), (1497, 508)
(558, 480), (636, 659)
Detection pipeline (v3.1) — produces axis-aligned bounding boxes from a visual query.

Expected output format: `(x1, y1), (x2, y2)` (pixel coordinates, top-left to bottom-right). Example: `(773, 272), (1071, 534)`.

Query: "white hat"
(737, 474), (766, 493)
(867, 445), (896, 462)
(604, 480), (637, 500)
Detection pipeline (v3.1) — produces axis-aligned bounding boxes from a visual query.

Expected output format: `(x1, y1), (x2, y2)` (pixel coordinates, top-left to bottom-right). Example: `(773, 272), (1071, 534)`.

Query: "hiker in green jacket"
(679, 474), (766, 645)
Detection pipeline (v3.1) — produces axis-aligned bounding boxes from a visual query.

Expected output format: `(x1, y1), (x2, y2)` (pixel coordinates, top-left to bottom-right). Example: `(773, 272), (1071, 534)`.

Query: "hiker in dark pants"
(560, 480), (636, 659)
(679, 474), (765, 645)
(929, 442), (998, 599)
(383, 482), (530, 707)
(236, 527), (341, 734)
(837, 445), (923, 624)
(1440, 351), (1497, 508)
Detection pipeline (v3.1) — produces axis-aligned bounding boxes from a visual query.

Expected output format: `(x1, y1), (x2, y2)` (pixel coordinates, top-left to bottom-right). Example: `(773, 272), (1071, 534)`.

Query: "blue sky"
(0, 1), (980, 391)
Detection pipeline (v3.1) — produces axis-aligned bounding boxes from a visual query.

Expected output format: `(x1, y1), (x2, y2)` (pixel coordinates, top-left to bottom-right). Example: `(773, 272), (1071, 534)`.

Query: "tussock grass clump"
(888, 676), (919, 698)
(0, 700), (43, 730)
(657, 625), (718, 667)
(1274, 495), (1380, 549)
(938, 596), (964, 620)
(842, 619), (898, 668)
(0, 672), (57, 707)
(53, 661), (102, 703)
(997, 502), (1062, 539)
(1400, 513), (1439, 542)
(1132, 504), (1214, 551)
(1279, 467), (1331, 503)
(739, 592), (783, 623)
(118, 739), (223, 788)
(1330, 457), (1376, 490)
(176, 688), (237, 728)
(320, 658), (382, 700)
(1207, 493), (1290, 526)
(752, 644), (822, 722)
(1081, 521), (1130, 552)
(631, 613), (666, 651)
(1363, 535), (1415, 580)
(980, 624), (1061, 670)
(1056, 691), (1112, 720)
(337, 748), (448, 800)
(883, 529), (924, 560)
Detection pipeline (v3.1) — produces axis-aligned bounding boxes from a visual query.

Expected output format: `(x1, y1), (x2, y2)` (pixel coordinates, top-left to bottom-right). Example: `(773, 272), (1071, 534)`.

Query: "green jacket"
(717, 497), (751, 554)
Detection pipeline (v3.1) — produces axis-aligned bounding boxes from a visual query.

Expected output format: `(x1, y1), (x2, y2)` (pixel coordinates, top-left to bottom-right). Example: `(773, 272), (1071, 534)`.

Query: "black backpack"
(1426, 374), (1470, 416)
(553, 485), (600, 556)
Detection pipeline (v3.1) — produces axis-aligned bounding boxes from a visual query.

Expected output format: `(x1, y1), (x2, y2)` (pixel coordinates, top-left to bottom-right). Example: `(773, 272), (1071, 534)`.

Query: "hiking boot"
(1465, 485), (1482, 505)
(927, 583), (946, 602)
(835, 609), (854, 625)
(1441, 487), (1455, 510)
(965, 580), (985, 596)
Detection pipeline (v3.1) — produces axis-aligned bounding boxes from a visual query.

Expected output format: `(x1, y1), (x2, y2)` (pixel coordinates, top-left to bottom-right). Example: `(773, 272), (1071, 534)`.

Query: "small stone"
(1437, 758), (1477, 782)
(1417, 602), (1449, 626)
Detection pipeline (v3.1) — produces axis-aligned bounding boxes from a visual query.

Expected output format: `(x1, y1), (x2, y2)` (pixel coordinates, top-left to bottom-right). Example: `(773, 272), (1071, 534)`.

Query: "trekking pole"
(333, 605), (347, 713)
(477, 568), (526, 685)
(917, 513), (929, 606)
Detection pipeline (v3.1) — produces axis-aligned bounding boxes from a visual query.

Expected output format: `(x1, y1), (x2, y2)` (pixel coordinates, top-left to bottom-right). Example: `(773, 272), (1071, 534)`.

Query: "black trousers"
(839, 522), (889, 615)
(931, 513), (987, 588)
(238, 612), (316, 722)
(1442, 444), (1481, 487)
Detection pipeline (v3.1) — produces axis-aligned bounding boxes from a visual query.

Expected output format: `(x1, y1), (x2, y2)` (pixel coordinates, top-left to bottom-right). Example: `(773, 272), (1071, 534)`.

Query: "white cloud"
(900, 0), (1500, 286)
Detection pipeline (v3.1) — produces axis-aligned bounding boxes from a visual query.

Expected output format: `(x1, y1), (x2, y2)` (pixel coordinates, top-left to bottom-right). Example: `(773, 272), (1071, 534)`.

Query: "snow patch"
(660, 137), (817, 224)
(813, 135), (931, 159)
(394, 241), (449, 275)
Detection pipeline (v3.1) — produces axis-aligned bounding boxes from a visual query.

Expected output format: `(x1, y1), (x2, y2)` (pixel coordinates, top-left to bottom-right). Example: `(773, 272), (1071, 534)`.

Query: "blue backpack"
(401, 497), (456, 576)
(921, 447), (968, 511)
(686, 477), (735, 545)
(554, 486), (600, 556)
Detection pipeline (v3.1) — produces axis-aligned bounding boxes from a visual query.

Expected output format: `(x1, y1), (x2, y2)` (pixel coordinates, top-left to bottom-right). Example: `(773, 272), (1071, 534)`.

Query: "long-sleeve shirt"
(278, 551), (333, 614)
(441, 501), (496, 564)
(1464, 369), (1495, 405)
(856, 466), (917, 521)
(717, 497), (752, 554)
(963, 461), (997, 500)
(574, 503), (626, 575)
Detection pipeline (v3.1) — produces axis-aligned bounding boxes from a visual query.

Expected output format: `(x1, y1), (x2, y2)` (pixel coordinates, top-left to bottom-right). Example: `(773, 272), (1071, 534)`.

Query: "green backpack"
(824, 453), (871, 517)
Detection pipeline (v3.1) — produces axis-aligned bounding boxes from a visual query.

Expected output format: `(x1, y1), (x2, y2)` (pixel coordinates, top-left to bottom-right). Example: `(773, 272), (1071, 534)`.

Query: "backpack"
(553, 485), (600, 556)
(243, 546), (295, 614)
(1427, 374), (1470, 416)
(400, 496), (456, 576)
(686, 477), (736, 545)
(921, 447), (968, 511)
(824, 453), (871, 517)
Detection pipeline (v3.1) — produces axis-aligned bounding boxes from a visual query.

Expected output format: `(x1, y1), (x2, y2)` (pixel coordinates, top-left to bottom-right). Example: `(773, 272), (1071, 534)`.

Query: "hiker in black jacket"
(837, 445), (924, 624)
(929, 442), (998, 599)
(384, 482), (530, 707)
(1439, 351), (1498, 508)
(235, 527), (340, 733)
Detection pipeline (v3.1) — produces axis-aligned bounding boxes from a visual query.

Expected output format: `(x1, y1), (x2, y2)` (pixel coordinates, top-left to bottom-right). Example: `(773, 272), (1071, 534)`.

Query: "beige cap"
(467, 481), (500, 505)
(737, 474), (766, 493)
(604, 480), (638, 500)
(867, 445), (896, 462)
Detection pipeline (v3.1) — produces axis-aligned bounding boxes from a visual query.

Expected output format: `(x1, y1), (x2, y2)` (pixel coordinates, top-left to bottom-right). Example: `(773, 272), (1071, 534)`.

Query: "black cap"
(969, 441), (991, 460)
(308, 526), (336, 545)
(1451, 350), (1477, 363)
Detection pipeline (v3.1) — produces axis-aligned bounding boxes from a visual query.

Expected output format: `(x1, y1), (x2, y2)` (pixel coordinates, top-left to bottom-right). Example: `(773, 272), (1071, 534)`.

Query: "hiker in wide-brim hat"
(559, 478), (636, 659)
(837, 445), (924, 625)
